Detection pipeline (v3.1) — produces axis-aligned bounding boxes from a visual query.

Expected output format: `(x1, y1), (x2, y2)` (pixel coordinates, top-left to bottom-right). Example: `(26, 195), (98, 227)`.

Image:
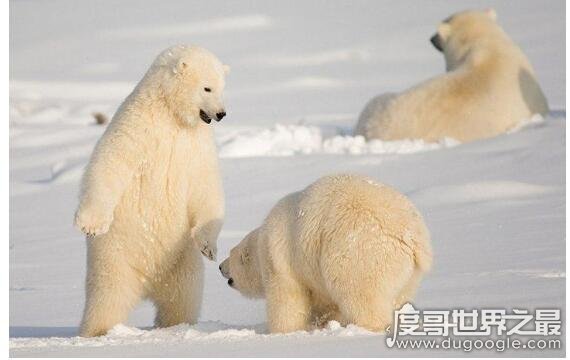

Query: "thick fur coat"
(75, 45), (229, 337)
(220, 174), (432, 333)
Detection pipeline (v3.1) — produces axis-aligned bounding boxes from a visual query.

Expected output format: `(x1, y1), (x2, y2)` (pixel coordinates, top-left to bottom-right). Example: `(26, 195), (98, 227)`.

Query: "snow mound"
(218, 113), (547, 158)
(10, 321), (377, 350)
(218, 124), (460, 158)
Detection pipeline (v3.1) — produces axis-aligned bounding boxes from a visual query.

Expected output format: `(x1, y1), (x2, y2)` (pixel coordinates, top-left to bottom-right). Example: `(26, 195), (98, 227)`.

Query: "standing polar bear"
(355, 9), (549, 143)
(219, 174), (432, 333)
(74, 45), (229, 337)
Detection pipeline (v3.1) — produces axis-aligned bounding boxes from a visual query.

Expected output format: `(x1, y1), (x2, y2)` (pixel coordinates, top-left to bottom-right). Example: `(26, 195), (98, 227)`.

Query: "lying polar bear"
(355, 9), (549, 143)
(219, 174), (432, 333)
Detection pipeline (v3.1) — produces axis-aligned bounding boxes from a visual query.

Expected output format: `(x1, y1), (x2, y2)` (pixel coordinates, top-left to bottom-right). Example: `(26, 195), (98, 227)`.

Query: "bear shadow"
(518, 67), (548, 115)
(10, 326), (79, 338)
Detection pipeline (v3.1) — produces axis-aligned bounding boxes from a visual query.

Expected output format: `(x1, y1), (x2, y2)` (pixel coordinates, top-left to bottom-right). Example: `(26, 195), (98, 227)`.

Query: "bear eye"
(204, 87), (212, 93)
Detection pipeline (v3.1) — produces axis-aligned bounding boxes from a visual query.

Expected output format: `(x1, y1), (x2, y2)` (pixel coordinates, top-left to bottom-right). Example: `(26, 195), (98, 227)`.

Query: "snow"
(10, 321), (375, 352)
(9, 0), (565, 357)
(100, 15), (273, 40)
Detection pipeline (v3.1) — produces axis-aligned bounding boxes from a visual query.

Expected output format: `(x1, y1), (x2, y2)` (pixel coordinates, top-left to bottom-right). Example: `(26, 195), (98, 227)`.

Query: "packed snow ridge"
(217, 114), (546, 158)
(218, 123), (460, 158)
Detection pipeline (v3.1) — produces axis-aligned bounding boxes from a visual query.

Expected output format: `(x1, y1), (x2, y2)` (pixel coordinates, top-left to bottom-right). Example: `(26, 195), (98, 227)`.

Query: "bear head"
(219, 229), (264, 298)
(430, 9), (502, 71)
(151, 45), (230, 126)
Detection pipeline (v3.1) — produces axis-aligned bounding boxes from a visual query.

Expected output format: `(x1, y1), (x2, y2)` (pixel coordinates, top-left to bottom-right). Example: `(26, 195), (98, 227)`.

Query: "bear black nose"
(228, 278), (234, 286)
(215, 111), (226, 121)
(430, 34), (443, 52)
(219, 264), (222, 272)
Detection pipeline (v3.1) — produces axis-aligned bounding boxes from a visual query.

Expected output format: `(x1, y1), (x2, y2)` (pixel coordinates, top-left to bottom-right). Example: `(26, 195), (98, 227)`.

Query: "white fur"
(220, 174), (432, 333)
(74, 45), (228, 337)
(356, 9), (549, 143)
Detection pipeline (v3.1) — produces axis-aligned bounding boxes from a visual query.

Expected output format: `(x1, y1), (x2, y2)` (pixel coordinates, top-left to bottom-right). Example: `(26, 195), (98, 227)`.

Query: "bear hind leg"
(151, 251), (204, 328)
(334, 286), (395, 332)
(80, 254), (143, 337)
(323, 241), (415, 332)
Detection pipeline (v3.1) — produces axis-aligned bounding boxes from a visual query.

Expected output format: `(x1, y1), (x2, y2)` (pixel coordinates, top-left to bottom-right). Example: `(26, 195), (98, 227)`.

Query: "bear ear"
(485, 8), (497, 21)
(223, 64), (231, 76)
(173, 59), (189, 75)
(438, 23), (451, 38)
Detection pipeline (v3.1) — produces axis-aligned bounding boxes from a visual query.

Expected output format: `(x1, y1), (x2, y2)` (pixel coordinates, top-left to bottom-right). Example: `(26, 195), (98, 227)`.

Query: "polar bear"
(219, 174), (432, 333)
(355, 9), (549, 143)
(74, 45), (229, 337)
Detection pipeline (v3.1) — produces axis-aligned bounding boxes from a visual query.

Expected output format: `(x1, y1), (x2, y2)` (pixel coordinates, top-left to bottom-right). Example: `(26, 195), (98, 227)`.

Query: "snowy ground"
(9, 0), (565, 357)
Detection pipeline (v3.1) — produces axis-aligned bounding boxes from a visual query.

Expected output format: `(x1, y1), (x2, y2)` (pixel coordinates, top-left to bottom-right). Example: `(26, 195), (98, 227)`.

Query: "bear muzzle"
(219, 259), (230, 279)
(200, 109), (226, 123)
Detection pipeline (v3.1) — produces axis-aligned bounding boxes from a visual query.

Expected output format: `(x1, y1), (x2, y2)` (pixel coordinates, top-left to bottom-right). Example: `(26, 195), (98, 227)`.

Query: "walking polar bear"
(74, 45), (229, 337)
(355, 9), (549, 143)
(220, 174), (432, 333)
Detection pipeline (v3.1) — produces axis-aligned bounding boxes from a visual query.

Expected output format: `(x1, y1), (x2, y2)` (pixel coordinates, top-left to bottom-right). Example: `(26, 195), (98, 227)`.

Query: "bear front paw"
(191, 225), (219, 261)
(74, 206), (113, 237)
(200, 242), (217, 261)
